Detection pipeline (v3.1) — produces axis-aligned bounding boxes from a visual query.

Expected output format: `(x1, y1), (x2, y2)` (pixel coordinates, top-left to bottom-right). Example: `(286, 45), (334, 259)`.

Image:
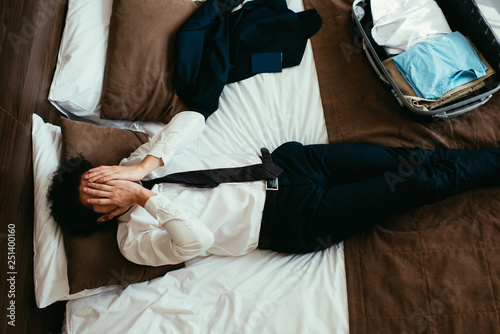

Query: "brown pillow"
(60, 117), (149, 165)
(100, 0), (199, 123)
(59, 117), (184, 294)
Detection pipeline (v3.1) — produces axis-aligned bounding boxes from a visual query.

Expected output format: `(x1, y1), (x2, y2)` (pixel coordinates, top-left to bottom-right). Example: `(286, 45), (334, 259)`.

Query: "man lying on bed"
(48, 111), (500, 266)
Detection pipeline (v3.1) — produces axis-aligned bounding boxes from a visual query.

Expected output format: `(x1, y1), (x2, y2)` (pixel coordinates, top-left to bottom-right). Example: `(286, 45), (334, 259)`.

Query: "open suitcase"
(352, 0), (500, 119)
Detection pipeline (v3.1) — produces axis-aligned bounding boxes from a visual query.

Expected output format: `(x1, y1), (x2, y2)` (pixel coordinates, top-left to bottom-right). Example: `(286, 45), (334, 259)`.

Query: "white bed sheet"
(62, 0), (349, 332)
(66, 248), (347, 334)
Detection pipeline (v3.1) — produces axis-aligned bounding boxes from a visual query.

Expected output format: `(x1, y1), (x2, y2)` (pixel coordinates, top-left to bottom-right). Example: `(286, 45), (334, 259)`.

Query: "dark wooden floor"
(1, 0), (67, 333)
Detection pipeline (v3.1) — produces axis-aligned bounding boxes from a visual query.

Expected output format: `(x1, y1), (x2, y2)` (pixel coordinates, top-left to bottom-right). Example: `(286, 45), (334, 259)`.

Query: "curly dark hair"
(47, 156), (104, 236)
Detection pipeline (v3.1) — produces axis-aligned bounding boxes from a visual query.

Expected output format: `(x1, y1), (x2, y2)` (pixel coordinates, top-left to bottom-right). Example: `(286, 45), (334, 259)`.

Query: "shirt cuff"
(144, 194), (161, 219)
(144, 193), (187, 228)
(147, 133), (183, 164)
(148, 111), (205, 165)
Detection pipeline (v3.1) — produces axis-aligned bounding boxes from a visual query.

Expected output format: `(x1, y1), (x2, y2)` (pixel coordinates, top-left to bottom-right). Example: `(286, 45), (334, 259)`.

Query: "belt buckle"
(266, 178), (279, 191)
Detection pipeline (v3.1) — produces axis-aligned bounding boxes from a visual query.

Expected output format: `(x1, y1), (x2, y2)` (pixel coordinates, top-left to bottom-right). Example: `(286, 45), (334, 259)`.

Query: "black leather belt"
(260, 148), (279, 211)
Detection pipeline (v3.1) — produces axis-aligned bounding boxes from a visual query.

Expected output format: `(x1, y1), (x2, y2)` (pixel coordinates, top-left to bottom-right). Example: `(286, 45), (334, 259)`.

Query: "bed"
(31, 0), (500, 333)
(33, 0), (349, 333)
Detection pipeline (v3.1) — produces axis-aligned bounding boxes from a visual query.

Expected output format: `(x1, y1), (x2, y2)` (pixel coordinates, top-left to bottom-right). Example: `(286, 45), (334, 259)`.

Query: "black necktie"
(141, 149), (283, 190)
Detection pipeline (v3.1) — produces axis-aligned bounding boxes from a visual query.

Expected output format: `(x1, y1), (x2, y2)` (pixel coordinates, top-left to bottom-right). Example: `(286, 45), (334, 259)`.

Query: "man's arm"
(118, 193), (215, 266)
(121, 111), (206, 170)
(86, 155), (163, 183)
(86, 111), (206, 182)
(146, 111), (205, 166)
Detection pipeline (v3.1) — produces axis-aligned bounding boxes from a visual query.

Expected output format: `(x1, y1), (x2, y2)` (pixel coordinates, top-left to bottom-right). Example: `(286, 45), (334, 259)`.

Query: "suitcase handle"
(362, 40), (390, 86)
(432, 95), (492, 119)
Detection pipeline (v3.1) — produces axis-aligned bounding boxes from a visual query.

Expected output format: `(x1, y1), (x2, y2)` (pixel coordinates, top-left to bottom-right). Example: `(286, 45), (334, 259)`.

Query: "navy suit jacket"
(172, 0), (322, 118)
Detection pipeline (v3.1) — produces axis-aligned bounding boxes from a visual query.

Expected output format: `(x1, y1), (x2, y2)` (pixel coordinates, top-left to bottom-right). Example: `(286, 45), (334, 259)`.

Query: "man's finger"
(104, 180), (120, 186)
(97, 214), (114, 223)
(89, 165), (111, 173)
(86, 173), (110, 182)
(108, 206), (127, 217)
(83, 187), (112, 198)
(87, 182), (112, 190)
(87, 197), (115, 205)
(97, 174), (116, 183)
(86, 167), (116, 181)
(107, 208), (121, 216)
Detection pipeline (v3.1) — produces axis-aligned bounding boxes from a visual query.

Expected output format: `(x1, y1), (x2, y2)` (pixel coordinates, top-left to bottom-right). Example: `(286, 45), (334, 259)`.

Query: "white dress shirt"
(370, 0), (451, 55)
(117, 112), (267, 266)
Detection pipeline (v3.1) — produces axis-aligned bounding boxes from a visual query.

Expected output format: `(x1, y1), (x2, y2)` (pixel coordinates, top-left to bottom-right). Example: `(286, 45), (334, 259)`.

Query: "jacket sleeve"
(118, 193), (214, 266)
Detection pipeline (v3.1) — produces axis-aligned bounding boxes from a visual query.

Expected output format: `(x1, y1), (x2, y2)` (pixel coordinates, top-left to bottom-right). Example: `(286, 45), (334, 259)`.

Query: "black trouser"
(258, 142), (500, 253)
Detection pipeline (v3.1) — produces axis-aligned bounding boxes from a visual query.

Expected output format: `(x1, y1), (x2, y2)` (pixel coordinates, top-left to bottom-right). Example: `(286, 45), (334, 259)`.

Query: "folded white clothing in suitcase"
(371, 0), (452, 55)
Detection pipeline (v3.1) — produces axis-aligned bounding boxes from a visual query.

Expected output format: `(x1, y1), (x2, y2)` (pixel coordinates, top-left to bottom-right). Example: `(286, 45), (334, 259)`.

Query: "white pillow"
(32, 114), (118, 308)
(48, 0), (113, 118)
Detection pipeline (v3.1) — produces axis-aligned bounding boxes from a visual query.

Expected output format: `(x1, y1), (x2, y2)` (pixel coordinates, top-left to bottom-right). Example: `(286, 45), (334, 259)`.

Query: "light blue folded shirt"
(393, 31), (488, 99)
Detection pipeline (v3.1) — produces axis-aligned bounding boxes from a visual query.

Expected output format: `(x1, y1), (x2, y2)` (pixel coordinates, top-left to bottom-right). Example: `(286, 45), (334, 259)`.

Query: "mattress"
(56, 1), (350, 333)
